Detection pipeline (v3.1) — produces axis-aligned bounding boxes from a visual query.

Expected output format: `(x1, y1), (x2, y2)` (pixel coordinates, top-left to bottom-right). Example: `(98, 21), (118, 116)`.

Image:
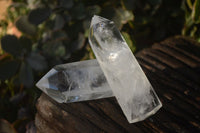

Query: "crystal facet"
(89, 15), (162, 123)
(36, 59), (113, 103)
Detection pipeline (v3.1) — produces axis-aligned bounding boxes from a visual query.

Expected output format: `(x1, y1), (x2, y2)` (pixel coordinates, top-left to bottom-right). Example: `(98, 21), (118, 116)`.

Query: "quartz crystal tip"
(36, 60), (114, 103)
(90, 15), (112, 27)
(89, 15), (162, 123)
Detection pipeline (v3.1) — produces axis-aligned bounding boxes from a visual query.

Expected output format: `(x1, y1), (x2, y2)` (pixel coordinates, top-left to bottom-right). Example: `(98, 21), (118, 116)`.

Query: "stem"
(186, 0), (193, 10)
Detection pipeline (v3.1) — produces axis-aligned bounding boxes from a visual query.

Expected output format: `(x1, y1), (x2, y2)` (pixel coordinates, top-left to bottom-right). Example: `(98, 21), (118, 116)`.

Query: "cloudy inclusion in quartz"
(36, 59), (113, 103)
(89, 15), (162, 123)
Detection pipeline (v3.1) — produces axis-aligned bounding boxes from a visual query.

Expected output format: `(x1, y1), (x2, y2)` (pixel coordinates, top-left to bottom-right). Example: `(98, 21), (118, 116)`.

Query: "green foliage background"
(0, 0), (199, 132)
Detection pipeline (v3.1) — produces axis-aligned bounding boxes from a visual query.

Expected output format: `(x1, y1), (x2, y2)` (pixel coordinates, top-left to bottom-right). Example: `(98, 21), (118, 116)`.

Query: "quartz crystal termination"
(89, 15), (162, 123)
(36, 59), (113, 103)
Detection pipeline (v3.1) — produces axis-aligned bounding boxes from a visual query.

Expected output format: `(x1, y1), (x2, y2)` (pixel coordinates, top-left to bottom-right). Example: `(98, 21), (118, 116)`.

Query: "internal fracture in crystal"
(89, 15), (162, 123)
(36, 59), (113, 103)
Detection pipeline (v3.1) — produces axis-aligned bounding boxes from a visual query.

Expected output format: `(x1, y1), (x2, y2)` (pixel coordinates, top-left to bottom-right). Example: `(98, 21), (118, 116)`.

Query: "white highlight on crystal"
(36, 59), (114, 103)
(89, 15), (162, 123)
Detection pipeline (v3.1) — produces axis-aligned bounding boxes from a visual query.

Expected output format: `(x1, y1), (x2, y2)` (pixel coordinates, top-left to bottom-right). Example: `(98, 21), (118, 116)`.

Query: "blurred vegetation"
(182, 0), (200, 42)
(0, 0), (199, 132)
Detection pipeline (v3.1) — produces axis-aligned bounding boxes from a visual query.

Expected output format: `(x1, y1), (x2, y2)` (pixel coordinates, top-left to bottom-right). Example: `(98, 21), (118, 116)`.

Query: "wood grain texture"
(35, 36), (200, 133)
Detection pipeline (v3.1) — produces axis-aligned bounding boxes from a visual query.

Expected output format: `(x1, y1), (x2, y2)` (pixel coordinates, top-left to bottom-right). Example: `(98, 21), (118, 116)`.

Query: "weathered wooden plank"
(35, 36), (200, 133)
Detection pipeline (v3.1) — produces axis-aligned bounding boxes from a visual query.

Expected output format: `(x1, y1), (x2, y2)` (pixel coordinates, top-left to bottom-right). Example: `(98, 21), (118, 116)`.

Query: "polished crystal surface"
(36, 59), (113, 103)
(89, 15), (162, 123)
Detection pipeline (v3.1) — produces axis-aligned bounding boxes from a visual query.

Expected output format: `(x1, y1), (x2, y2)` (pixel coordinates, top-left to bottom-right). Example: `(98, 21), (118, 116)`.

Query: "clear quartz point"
(89, 15), (162, 123)
(36, 59), (113, 103)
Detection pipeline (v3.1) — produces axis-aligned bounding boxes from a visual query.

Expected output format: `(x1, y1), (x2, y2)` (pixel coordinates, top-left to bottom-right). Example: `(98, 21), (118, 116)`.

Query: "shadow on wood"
(35, 36), (200, 133)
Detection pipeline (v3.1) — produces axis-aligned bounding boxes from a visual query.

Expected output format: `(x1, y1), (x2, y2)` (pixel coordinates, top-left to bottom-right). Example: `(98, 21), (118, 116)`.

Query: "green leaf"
(83, 19), (90, 37)
(0, 119), (16, 133)
(26, 52), (47, 71)
(19, 36), (32, 52)
(52, 30), (68, 39)
(70, 33), (85, 52)
(113, 8), (134, 29)
(87, 5), (101, 17)
(66, 21), (83, 38)
(58, 0), (73, 9)
(83, 19), (90, 30)
(1, 35), (22, 55)
(27, 0), (41, 9)
(62, 12), (71, 22)
(54, 14), (65, 30)
(122, 0), (137, 10)
(122, 32), (136, 52)
(192, 0), (200, 23)
(0, 60), (20, 80)
(197, 37), (200, 43)
(84, 29), (89, 37)
(15, 16), (37, 35)
(100, 7), (115, 19)
(71, 3), (86, 20)
(54, 44), (66, 57)
(147, 0), (162, 6)
(28, 7), (51, 25)
(43, 41), (66, 58)
(117, 8), (134, 23)
(19, 62), (34, 88)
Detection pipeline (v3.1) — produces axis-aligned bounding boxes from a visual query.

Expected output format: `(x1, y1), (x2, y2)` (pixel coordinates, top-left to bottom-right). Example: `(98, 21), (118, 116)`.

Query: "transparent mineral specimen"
(89, 15), (162, 123)
(36, 59), (113, 103)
